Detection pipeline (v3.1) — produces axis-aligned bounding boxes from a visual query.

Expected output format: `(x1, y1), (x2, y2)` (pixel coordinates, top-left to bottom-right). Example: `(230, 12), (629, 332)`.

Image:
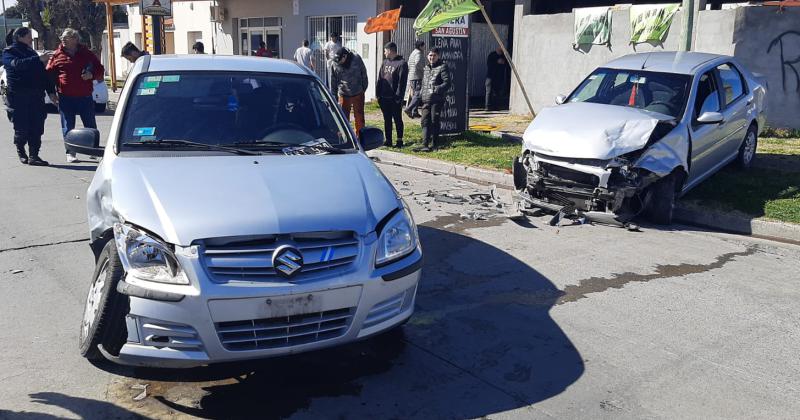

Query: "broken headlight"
(113, 223), (189, 285)
(375, 203), (419, 267)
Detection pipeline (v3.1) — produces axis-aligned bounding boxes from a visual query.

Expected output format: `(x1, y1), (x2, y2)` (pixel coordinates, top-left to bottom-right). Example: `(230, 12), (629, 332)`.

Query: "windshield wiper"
(122, 140), (261, 156)
(233, 140), (348, 154)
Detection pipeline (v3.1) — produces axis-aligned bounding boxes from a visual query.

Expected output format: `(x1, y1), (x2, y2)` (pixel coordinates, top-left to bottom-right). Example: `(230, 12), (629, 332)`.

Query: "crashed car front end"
(513, 102), (688, 225)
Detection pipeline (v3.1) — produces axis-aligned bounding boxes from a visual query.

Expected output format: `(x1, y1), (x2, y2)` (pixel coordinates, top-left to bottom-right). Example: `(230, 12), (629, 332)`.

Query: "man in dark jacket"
(47, 28), (105, 163)
(330, 48), (369, 137)
(485, 46), (509, 111)
(377, 42), (408, 148)
(415, 47), (451, 152)
(2, 27), (56, 166)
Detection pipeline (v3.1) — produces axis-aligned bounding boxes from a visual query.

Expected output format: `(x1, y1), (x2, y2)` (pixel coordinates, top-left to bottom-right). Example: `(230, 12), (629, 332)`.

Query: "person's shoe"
(394, 140), (404, 149)
(66, 153), (78, 163)
(419, 147), (433, 152)
(412, 111), (422, 119)
(384, 141), (393, 148)
(19, 156), (29, 164)
(87, 155), (100, 162)
(404, 108), (414, 118)
(28, 156), (49, 166)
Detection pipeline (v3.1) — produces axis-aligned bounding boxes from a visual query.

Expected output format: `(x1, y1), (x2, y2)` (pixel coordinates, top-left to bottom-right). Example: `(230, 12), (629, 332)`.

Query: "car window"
(717, 63), (745, 106)
(119, 72), (353, 150)
(568, 68), (691, 118)
(694, 71), (720, 118)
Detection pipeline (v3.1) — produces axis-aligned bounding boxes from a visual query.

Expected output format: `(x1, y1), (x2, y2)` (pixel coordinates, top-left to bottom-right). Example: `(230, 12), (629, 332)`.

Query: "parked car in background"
(514, 52), (767, 226)
(67, 55), (421, 368)
(1, 52), (109, 113)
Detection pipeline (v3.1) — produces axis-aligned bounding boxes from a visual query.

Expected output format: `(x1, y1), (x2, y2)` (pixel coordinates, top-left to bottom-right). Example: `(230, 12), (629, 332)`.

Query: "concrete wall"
(510, 6), (800, 129)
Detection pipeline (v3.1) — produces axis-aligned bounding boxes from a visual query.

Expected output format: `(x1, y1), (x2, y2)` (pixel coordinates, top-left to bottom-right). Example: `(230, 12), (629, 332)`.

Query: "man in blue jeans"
(47, 28), (104, 163)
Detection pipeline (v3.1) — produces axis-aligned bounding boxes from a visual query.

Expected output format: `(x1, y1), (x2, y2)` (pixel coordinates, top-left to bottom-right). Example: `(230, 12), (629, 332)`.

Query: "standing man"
(293, 40), (314, 70)
(324, 33), (342, 87)
(485, 46), (509, 111)
(121, 42), (148, 63)
(2, 27), (56, 166)
(404, 40), (425, 119)
(330, 48), (368, 137)
(192, 42), (205, 54)
(47, 28), (104, 163)
(377, 42), (407, 148)
(414, 47), (451, 153)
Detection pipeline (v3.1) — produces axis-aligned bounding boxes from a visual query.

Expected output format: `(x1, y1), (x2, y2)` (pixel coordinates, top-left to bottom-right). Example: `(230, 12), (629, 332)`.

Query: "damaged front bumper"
(513, 152), (661, 226)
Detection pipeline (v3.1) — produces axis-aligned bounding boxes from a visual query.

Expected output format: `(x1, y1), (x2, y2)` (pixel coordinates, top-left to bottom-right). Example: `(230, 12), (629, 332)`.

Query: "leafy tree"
(1, 5), (23, 19)
(15, 0), (109, 57)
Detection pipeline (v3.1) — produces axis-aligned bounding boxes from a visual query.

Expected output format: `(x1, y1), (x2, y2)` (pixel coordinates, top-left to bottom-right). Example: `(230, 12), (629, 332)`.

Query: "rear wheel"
(736, 126), (758, 169)
(645, 173), (677, 225)
(79, 241), (129, 361)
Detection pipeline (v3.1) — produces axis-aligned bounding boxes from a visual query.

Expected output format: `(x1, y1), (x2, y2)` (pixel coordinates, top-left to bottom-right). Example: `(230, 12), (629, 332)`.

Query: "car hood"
(106, 153), (398, 245)
(522, 102), (675, 160)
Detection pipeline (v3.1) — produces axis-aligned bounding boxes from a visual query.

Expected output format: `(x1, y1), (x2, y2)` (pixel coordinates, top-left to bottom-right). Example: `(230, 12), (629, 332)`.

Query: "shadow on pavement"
(0, 392), (144, 419)
(47, 164), (98, 172)
(97, 223), (583, 419)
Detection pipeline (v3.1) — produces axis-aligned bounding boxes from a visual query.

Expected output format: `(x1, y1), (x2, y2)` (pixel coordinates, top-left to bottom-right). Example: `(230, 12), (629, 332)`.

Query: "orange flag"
(365, 7), (402, 34)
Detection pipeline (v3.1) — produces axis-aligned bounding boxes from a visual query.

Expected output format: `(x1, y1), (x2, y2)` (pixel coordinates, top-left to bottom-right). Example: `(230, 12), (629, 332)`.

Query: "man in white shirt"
(293, 40), (314, 70)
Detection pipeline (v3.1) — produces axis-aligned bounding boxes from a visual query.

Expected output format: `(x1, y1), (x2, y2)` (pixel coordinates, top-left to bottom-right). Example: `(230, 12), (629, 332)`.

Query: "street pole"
(2, 0), (9, 47)
(475, 0), (535, 117)
(679, 0), (696, 51)
(105, 2), (117, 92)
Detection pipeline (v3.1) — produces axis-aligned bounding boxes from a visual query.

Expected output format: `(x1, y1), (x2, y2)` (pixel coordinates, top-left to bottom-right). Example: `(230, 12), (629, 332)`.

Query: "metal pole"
(475, 0), (535, 117)
(2, 0), (9, 47)
(105, 2), (117, 92)
(680, 0), (696, 51)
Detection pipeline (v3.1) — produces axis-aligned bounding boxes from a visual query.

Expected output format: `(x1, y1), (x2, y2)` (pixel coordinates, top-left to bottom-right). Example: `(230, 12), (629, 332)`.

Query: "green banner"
(630, 4), (680, 44)
(574, 6), (613, 46)
(413, 0), (481, 35)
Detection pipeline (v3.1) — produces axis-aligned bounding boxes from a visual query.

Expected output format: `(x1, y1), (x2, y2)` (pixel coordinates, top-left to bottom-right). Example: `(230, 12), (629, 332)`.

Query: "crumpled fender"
(632, 128), (689, 177)
(87, 162), (120, 245)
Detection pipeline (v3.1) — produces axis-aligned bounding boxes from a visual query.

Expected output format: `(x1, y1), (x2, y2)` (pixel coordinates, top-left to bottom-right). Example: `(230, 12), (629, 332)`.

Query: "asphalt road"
(1, 113), (799, 419)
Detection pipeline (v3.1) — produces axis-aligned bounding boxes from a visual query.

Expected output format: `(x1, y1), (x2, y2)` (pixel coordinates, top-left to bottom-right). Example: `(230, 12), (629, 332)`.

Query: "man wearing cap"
(330, 47), (369, 137)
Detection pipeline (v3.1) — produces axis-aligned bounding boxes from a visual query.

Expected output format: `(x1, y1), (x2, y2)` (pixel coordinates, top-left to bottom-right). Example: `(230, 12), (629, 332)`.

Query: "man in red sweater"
(47, 28), (104, 163)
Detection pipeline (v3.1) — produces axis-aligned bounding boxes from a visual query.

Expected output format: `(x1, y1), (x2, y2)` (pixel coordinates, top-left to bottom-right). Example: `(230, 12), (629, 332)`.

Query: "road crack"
(0, 238), (89, 254)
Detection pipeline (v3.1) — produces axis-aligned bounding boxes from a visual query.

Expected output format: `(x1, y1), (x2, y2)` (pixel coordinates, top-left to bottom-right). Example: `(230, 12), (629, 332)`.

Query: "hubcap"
(743, 132), (756, 164)
(81, 262), (108, 341)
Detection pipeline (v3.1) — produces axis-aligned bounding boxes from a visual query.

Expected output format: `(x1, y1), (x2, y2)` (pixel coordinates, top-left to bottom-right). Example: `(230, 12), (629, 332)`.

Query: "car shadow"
(48, 163), (98, 172)
(0, 392), (144, 419)
(100, 223), (584, 419)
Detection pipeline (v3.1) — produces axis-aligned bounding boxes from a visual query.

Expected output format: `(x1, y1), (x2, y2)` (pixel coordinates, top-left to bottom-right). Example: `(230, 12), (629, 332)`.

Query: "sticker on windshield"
(142, 81), (160, 89)
(137, 88), (157, 96)
(133, 127), (156, 136)
(161, 75), (180, 83)
(145, 76), (162, 82)
(139, 135), (157, 141)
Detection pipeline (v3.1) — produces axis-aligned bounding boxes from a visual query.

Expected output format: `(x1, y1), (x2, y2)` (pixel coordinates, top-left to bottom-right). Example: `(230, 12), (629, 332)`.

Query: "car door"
(687, 68), (725, 185)
(715, 63), (751, 160)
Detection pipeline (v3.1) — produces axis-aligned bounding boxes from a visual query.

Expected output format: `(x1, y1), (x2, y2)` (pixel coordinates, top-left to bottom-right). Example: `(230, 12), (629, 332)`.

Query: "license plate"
(264, 294), (322, 317)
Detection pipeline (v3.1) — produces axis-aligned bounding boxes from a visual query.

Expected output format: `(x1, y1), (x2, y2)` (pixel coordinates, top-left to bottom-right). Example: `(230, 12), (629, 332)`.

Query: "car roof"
(603, 52), (728, 75)
(144, 54), (311, 76)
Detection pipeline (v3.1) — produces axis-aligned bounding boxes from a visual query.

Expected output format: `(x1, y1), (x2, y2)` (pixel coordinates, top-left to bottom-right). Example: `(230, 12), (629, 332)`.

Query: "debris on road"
(11, 269), (24, 274)
(131, 383), (148, 401)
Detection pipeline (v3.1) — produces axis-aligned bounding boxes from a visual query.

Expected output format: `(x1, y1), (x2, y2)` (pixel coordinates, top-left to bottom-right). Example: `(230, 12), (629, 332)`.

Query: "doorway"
(239, 17), (283, 58)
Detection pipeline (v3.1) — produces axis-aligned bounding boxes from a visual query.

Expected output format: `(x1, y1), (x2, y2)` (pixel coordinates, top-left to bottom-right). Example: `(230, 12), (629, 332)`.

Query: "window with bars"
(307, 15), (357, 82)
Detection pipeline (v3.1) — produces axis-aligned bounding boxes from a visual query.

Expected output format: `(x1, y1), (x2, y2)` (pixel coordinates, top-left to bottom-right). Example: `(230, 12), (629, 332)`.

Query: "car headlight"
(375, 205), (419, 267)
(113, 223), (189, 285)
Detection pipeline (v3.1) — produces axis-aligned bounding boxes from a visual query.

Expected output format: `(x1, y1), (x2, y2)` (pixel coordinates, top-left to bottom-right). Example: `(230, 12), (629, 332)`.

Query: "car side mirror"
(696, 111), (724, 124)
(555, 94), (567, 105)
(65, 128), (103, 157)
(359, 127), (385, 151)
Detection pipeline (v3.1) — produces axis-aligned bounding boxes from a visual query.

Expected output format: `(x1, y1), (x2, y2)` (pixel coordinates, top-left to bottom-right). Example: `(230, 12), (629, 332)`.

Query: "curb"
(368, 149), (800, 244)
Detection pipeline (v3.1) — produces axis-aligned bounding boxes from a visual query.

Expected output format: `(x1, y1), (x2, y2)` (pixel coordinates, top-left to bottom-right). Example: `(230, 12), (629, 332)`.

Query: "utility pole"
(679, 0), (696, 51)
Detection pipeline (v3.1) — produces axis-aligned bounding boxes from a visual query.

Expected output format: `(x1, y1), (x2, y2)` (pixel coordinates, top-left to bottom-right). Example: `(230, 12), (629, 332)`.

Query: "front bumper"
(111, 248), (422, 368)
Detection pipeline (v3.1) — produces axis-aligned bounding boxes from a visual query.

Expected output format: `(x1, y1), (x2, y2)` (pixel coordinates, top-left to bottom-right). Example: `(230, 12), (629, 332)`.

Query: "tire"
(736, 125), (758, 170)
(645, 173), (677, 225)
(78, 240), (129, 361)
(94, 102), (107, 114)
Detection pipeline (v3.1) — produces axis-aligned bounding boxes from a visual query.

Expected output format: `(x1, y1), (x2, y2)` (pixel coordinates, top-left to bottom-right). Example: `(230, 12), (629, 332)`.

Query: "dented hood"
(92, 154), (398, 246)
(522, 102), (676, 160)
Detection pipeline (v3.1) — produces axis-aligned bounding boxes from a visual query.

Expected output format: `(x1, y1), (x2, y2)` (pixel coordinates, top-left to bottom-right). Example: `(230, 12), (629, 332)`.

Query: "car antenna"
(641, 52), (652, 70)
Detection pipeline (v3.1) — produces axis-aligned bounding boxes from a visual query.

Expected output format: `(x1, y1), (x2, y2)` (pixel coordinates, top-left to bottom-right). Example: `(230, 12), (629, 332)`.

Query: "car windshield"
(119, 72), (354, 151)
(568, 68), (691, 118)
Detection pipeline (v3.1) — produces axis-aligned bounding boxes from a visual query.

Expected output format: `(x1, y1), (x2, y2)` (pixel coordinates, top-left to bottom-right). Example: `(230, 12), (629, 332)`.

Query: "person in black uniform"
(376, 42), (407, 148)
(2, 27), (57, 165)
(414, 47), (451, 152)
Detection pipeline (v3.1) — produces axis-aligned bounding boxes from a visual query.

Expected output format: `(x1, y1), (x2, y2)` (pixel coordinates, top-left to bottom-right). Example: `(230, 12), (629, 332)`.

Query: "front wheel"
(645, 173), (677, 225)
(79, 240), (129, 361)
(736, 126), (758, 170)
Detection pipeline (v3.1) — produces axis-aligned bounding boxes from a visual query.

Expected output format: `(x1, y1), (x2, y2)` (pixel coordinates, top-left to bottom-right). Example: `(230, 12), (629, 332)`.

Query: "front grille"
(202, 232), (359, 283)
(540, 162), (600, 187)
(216, 307), (354, 351)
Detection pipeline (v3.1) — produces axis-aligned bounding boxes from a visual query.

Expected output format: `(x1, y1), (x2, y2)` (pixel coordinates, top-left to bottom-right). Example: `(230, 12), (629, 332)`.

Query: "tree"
(15, 0), (107, 57)
(1, 5), (23, 19)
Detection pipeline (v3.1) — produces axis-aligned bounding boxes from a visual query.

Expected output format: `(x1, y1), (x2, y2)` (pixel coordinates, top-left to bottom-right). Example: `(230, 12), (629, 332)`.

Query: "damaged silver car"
(513, 52), (766, 226)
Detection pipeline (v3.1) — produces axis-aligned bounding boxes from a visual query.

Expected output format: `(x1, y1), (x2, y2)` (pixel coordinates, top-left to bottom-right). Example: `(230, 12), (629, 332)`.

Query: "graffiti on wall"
(767, 31), (800, 92)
